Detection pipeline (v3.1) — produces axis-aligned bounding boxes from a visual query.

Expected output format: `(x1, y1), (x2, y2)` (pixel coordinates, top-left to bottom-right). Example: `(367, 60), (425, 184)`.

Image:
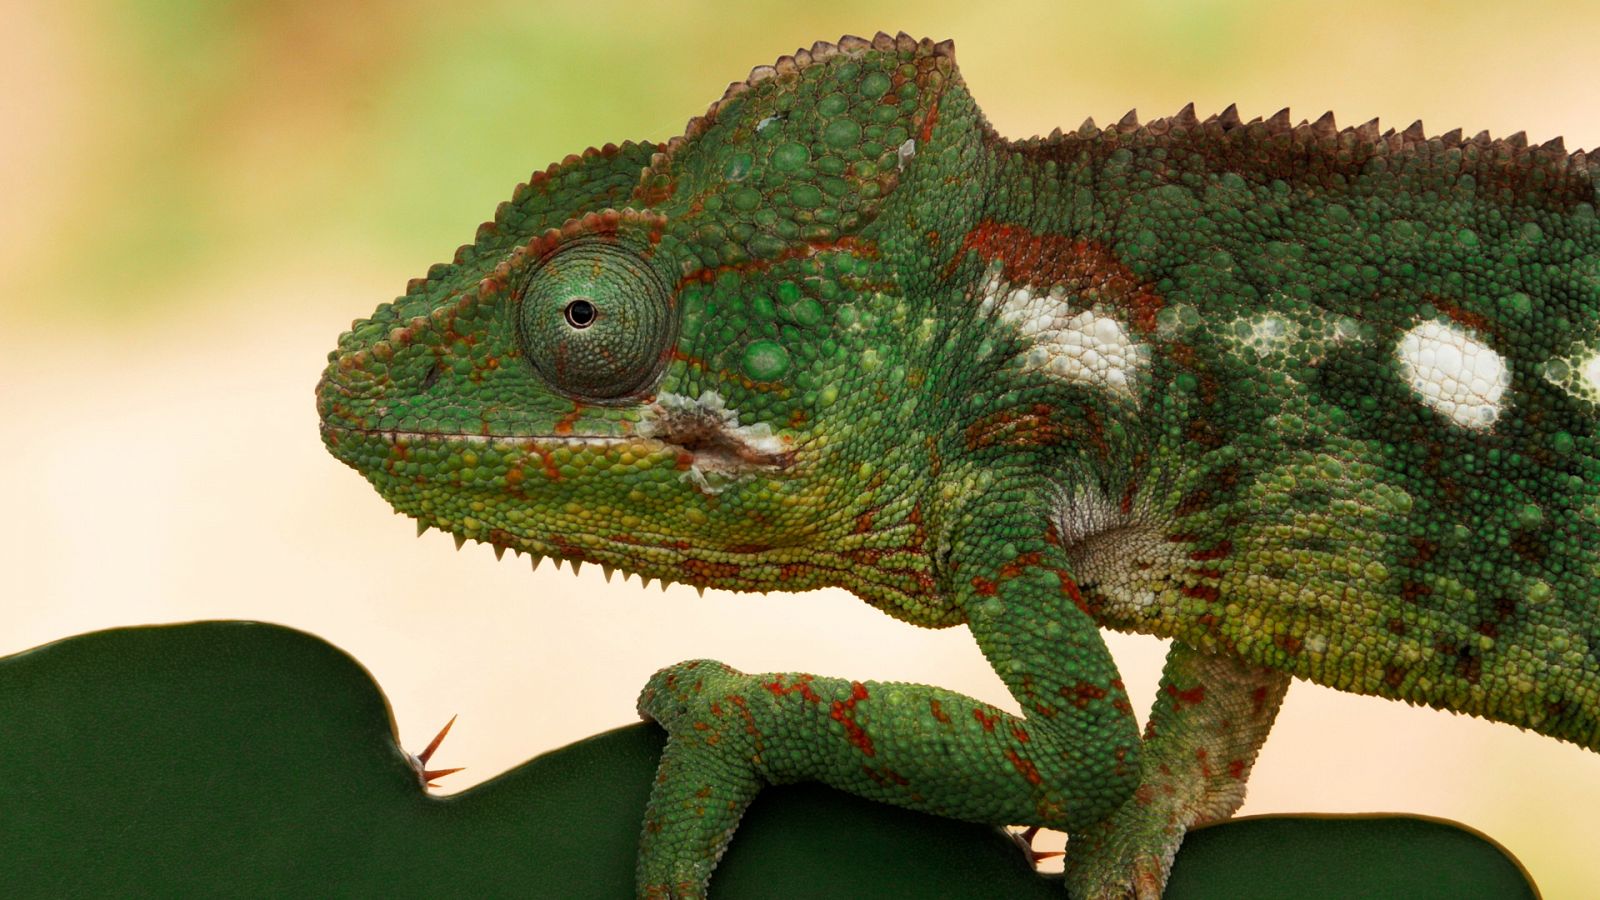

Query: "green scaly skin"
(317, 32), (1599, 898)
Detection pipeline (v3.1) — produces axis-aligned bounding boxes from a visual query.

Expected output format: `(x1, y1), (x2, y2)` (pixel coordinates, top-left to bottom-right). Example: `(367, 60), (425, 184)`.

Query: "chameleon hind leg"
(634, 492), (1143, 898)
(1066, 641), (1290, 899)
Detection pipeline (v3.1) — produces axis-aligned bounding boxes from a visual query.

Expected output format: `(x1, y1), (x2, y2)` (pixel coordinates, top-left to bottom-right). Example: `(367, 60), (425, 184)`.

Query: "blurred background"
(4, 0), (1597, 894)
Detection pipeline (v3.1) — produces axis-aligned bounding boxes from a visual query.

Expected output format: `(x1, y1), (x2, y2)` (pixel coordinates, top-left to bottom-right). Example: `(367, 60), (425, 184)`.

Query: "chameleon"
(316, 32), (1600, 898)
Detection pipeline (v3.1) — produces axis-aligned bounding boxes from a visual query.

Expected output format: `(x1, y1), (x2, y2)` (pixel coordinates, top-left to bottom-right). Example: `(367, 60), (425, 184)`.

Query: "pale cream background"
(4, 1), (1597, 895)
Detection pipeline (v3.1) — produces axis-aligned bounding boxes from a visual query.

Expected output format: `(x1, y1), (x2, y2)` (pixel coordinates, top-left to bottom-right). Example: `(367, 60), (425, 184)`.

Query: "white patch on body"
(896, 138), (916, 170)
(1239, 314), (1294, 356)
(1581, 355), (1600, 396)
(977, 268), (1149, 401)
(1537, 350), (1600, 403)
(1395, 320), (1509, 429)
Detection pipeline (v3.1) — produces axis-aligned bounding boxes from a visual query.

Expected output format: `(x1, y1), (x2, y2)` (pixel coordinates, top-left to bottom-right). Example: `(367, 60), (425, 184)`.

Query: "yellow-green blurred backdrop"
(5, 1), (1597, 894)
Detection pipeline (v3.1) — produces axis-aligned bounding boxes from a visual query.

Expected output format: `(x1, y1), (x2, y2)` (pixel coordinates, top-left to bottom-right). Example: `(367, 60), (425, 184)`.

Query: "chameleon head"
(318, 35), (978, 613)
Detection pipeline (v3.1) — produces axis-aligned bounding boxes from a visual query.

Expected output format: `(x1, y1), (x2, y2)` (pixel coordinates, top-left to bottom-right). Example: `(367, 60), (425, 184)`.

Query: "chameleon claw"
(409, 714), (465, 788)
(1010, 825), (1064, 868)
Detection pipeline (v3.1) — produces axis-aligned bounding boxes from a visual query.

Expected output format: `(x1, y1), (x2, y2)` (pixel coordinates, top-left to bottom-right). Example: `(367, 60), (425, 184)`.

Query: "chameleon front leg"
(634, 493), (1143, 898)
(1067, 642), (1290, 899)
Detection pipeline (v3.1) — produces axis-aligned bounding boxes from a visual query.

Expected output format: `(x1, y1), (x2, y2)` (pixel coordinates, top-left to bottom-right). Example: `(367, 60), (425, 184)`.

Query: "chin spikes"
(416, 521), (429, 538)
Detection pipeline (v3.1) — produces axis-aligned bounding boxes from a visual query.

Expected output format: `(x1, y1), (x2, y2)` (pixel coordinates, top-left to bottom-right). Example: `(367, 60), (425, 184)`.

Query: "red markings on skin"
(861, 765), (911, 787)
(1060, 681), (1108, 710)
(1118, 481), (1138, 516)
(1043, 520), (1062, 547)
(1228, 758), (1248, 780)
(1181, 584), (1221, 602)
(973, 708), (1001, 732)
(552, 406), (585, 436)
(675, 236), (877, 289)
(919, 98), (940, 143)
(764, 674), (822, 704)
(683, 559), (741, 582)
(1250, 686), (1271, 716)
(1428, 296), (1497, 338)
(1400, 580), (1433, 603)
(1165, 684), (1206, 709)
(906, 502), (929, 550)
(1005, 750), (1043, 786)
(1275, 634), (1304, 655)
(525, 443), (563, 481)
(1174, 489), (1214, 517)
(997, 552), (1044, 580)
(1011, 725), (1031, 743)
(1405, 536), (1441, 566)
(830, 681), (875, 756)
(929, 699), (952, 724)
(1058, 573), (1092, 616)
(726, 543), (773, 554)
(971, 577), (998, 596)
(1110, 679), (1133, 716)
(964, 404), (1074, 451)
(1079, 404), (1113, 459)
(670, 348), (710, 371)
(726, 695), (760, 738)
(952, 220), (1165, 333)
(1188, 540), (1232, 561)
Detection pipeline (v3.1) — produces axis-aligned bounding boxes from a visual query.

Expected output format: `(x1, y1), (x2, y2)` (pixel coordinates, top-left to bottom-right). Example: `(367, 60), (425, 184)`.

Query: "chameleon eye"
(516, 240), (675, 402)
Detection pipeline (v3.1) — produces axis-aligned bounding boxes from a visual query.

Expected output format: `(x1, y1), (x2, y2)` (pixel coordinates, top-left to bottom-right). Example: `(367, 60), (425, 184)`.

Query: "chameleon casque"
(317, 33), (1600, 898)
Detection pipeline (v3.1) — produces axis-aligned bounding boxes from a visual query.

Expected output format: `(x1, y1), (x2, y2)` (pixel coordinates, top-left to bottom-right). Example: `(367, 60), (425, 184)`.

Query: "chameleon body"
(317, 33), (1600, 898)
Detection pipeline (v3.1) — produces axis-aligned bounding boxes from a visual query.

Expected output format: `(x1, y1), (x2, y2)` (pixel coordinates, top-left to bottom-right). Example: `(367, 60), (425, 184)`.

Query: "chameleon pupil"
(564, 298), (596, 329)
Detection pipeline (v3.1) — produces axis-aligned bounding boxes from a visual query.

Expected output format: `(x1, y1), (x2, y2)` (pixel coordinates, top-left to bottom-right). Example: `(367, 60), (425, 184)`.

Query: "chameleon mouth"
(319, 421), (793, 479)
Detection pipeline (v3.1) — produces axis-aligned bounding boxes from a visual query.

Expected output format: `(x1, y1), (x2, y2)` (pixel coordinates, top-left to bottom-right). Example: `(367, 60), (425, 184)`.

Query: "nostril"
(420, 360), (443, 391)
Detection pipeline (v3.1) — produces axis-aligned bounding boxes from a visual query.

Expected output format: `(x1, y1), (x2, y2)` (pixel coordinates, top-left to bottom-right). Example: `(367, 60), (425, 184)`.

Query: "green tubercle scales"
(319, 31), (1598, 899)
